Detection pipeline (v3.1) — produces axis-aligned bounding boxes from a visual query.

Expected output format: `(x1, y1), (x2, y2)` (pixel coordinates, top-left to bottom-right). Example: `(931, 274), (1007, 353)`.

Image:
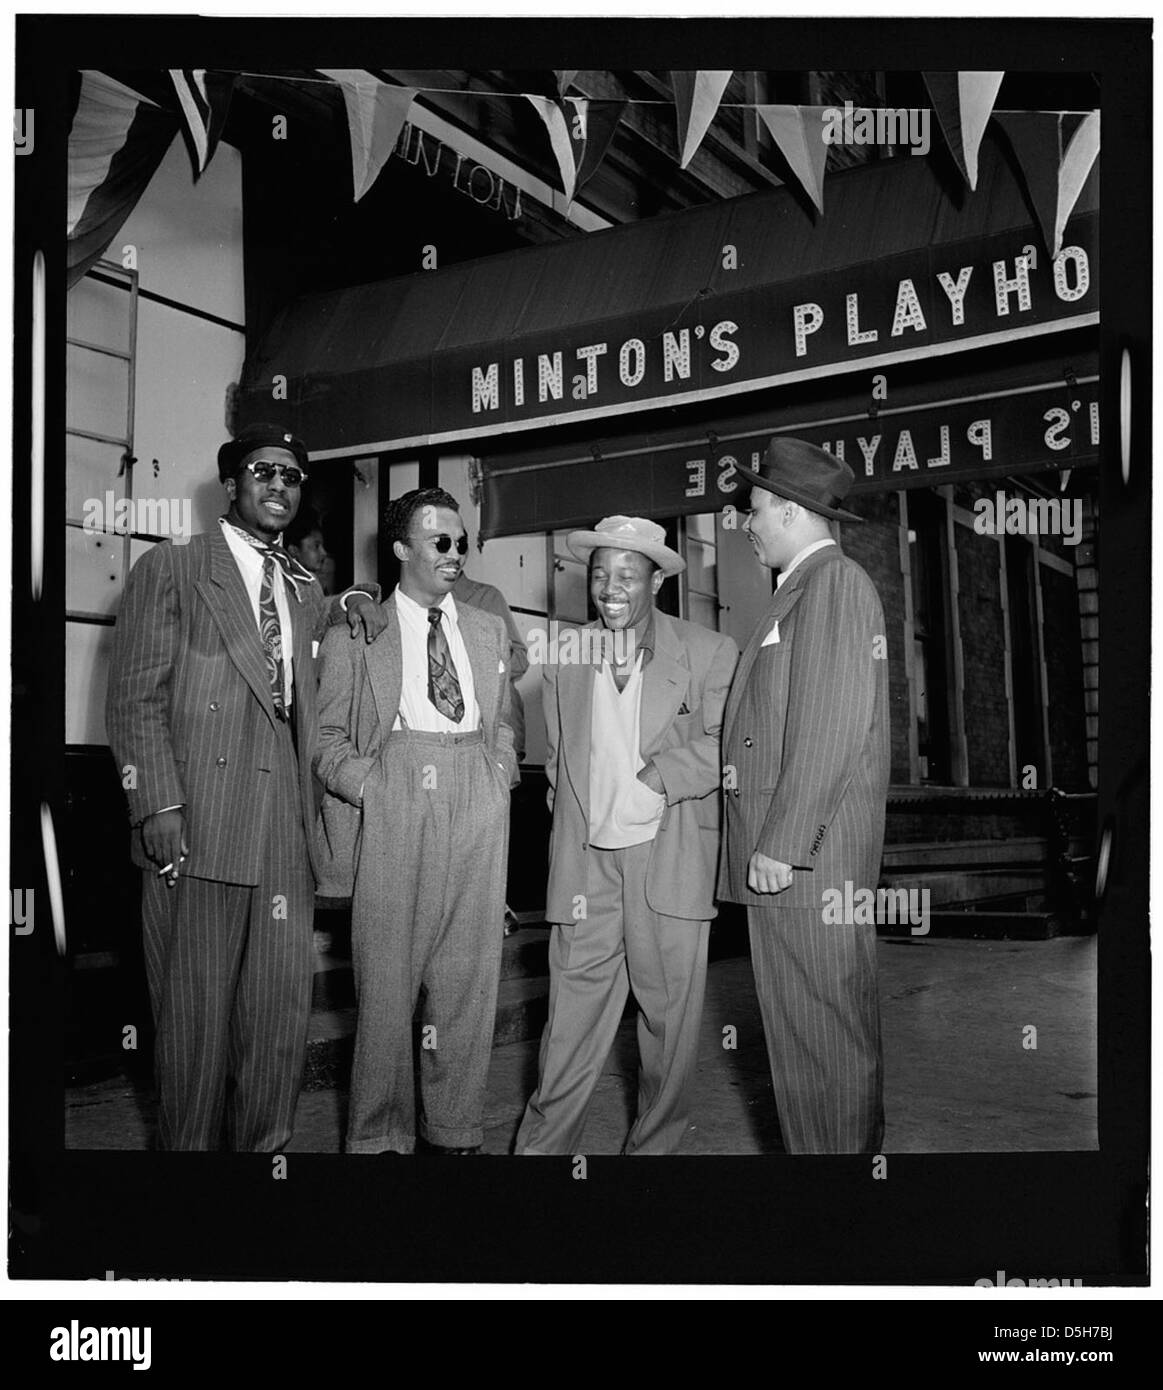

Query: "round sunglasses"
(430, 534), (469, 555)
(242, 459), (309, 488)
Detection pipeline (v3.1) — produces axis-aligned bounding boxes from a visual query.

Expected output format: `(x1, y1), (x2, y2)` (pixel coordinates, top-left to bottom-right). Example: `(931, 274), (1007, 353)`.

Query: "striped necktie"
(427, 608), (465, 722)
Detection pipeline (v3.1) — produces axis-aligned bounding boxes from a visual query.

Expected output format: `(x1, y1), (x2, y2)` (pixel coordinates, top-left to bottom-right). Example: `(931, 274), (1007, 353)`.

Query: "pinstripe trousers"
(748, 906), (885, 1154)
(141, 720), (314, 1152)
(346, 728), (509, 1155)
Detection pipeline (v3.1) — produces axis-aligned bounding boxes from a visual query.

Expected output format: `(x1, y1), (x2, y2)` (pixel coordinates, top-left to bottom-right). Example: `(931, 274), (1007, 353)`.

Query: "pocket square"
(761, 621), (781, 647)
(498, 660), (506, 673)
(311, 640), (321, 659)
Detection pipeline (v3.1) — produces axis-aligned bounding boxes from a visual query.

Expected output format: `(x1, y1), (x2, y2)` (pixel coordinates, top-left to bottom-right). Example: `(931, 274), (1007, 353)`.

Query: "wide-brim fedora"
(218, 423), (309, 481)
(732, 436), (862, 522)
(567, 515), (686, 576)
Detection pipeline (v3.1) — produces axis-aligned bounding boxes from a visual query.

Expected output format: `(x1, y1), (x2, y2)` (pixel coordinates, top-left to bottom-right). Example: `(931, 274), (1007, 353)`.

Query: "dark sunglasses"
(243, 459), (308, 487)
(431, 534), (469, 555)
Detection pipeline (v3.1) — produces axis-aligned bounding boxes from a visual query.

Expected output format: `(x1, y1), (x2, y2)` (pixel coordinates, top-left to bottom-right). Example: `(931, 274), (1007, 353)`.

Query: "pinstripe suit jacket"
(718, 545), (890, 910)
(312, 595), (518, 895)
(544, 610), (738, 924)
(106, 527), (343, 887)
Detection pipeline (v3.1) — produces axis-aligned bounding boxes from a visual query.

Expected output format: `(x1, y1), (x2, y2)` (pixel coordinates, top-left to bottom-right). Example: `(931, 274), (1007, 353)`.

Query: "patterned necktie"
(427, 608), (465, 722)
(259, 554), (288, 719)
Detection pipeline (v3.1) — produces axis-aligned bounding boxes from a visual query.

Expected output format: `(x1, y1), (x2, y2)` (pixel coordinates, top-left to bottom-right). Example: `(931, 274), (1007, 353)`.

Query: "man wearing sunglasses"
(106, 422), (387, 1151)
(315, 487), (519, 1155)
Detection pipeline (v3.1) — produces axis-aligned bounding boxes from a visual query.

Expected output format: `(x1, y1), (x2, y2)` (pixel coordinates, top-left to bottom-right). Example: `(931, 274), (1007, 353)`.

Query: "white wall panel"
(131, 295), (246, 535)
(66, 528), (123, 617)
(116, 137), (244, 324)
(66, 621), (116, 746)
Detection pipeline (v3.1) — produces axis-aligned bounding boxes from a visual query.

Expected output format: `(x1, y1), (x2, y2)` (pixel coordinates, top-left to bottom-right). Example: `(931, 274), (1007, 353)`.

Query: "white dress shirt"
(392, 587), (480, 733)
(776, 537), (836, 589)
(219, 517), (294, 706)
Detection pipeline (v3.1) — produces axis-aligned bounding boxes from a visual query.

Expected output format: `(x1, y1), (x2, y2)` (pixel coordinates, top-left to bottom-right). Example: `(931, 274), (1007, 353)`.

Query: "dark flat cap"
(218, 423), (309, 481)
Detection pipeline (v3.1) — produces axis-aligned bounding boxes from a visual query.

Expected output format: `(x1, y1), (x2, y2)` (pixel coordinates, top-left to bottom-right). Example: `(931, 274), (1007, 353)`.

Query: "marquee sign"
(481, 375), (1100, 538)
(452, 215), (1098, 444)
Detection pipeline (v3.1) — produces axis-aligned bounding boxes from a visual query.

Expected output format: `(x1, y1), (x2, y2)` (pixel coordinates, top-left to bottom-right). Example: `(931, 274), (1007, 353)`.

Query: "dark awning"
(238, 131), (1097, 459)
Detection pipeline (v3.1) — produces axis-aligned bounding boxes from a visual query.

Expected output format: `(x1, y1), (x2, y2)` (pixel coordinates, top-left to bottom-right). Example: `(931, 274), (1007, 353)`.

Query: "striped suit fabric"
(719, 545), (890, 1153)
(106, 526), (339, 1151)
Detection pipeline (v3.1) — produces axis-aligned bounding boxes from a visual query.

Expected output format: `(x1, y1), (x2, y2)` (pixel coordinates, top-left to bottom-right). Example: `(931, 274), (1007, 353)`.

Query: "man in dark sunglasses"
(315, 487), (519, 1155)
(106, 422), (388, 1152)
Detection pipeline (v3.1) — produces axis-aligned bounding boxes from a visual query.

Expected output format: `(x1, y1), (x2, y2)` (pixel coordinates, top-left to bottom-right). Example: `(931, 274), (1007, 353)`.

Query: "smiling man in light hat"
(720, 436), (891, 1154)
(516, 516), (738, 1155)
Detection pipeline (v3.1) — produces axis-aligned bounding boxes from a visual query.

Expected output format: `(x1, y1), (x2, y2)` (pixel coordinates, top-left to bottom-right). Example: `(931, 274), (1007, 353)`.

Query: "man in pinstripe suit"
(106, 424), (385, 1152)
(719, 437), (890, 1154)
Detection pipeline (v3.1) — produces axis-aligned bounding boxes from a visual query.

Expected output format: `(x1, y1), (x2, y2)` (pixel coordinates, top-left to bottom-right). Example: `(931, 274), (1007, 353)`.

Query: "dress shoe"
(417, 1136), (482, 1156)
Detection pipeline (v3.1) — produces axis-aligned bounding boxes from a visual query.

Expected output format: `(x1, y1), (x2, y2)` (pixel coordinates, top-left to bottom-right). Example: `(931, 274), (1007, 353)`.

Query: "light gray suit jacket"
(718, 544), (890, 910)
(312, 595), (518, 896)
(544, 610), (738, 924)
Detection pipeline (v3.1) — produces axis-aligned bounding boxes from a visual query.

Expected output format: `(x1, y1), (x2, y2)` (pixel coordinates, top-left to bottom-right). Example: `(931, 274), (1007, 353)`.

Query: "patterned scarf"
(223, 520), (316, 602)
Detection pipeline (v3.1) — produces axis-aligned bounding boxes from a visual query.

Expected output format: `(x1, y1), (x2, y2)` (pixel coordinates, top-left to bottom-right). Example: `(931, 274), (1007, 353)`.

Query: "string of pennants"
(66, 67), (1101, 288)
(242, 68), (1103, 258)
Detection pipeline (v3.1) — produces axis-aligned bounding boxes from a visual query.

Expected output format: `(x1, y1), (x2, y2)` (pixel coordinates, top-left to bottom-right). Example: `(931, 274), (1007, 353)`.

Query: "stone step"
(879, 909), (1065, 940)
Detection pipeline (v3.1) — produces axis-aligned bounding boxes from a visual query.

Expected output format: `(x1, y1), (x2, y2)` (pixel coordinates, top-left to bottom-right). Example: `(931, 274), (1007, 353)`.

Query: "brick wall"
(1041, 563), (1090, 789)
(955, 524), (1011, 786)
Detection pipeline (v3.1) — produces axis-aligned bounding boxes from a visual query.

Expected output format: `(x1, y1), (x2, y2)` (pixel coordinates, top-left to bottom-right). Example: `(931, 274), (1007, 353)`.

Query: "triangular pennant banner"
(571, 98), (625, 193)
(755, 105), (830, 213)
(526, 94), (577, 202)
(68, 72), (177, 287)
(671, 70), (732, 168)
(554, 70), (578, 97)
(923, 70), (1004, 189)
(169, 68), (235, 177)
(320, 71), (415, 201)
(995, 110), (1099, 259)
(1055, 112), (1100, 255)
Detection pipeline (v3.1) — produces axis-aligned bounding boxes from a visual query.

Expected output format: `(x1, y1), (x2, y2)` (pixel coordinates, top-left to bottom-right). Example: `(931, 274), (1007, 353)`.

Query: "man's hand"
(141, 809), (189, 887)
(636, 761), (666, 796)
(346, 593), (388, 643)
(748, 851), (793, 895)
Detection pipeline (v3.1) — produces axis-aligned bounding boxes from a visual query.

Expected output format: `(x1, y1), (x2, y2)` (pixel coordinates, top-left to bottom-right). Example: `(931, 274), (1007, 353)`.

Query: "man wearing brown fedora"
(516, 517), (738, 1155)
(719, 437), (890, 1154)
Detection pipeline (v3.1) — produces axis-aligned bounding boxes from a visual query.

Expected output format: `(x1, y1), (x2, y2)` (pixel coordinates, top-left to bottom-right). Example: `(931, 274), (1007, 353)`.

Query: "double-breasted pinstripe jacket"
(106, 526), (341, 887)
(718, 544), (891, 910)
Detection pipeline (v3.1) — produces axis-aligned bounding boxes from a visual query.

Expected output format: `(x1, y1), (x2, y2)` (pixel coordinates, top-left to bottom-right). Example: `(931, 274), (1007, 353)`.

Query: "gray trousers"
(517, 840), (710, 1156)
(748, 905), (885, 1154)
(141, 720), (314, 1153)
(347, 727), (509, 1154)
